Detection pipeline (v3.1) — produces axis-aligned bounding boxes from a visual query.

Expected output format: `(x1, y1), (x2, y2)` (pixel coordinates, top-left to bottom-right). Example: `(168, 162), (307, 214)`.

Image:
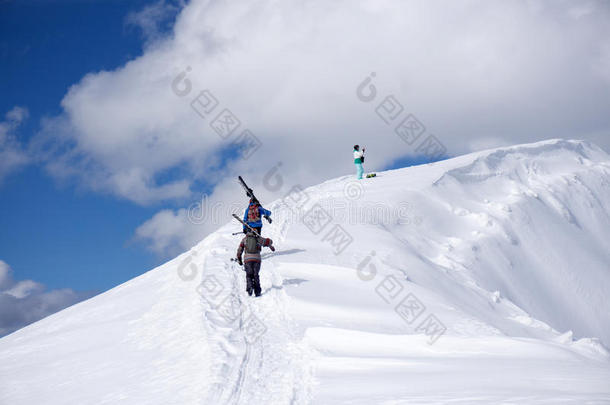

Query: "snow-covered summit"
(1, 139), (609, 404)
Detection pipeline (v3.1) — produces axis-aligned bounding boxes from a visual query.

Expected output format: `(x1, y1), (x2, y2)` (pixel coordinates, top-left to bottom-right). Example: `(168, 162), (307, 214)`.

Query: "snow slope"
(1, 139), (610, 404)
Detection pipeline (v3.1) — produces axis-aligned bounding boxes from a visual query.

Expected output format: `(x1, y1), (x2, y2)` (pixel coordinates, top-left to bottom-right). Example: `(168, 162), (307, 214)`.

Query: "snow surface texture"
(1, 139), (610, 404)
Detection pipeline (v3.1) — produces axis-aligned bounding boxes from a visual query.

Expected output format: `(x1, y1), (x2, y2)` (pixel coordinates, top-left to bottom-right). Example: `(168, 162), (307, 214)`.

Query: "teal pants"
(355, 163), (364, 179)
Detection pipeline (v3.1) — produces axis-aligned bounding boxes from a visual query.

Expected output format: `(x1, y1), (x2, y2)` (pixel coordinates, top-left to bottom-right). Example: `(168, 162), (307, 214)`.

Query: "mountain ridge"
(1, 138), (609, 404)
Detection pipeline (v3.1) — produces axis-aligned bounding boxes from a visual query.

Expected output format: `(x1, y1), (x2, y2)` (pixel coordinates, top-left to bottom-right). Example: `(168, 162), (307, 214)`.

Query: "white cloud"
(0, 261), (11, 290)
(0, 106), (29, 183)
(135, 208), (200, 256)
(134, 178), (245, 256)
(126, 0), (183, 48)
(0, 260), (94, 337)
(5, 280), (45, 299)
(34, 0), (610, 252)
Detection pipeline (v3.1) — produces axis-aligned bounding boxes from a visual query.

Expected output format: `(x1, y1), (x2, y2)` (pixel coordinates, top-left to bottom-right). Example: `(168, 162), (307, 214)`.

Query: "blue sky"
(0, 0), (175, 291)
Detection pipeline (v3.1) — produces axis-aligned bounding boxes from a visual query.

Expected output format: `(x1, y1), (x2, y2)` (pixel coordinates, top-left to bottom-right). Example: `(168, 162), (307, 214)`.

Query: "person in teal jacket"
(353, 145), (365, 179)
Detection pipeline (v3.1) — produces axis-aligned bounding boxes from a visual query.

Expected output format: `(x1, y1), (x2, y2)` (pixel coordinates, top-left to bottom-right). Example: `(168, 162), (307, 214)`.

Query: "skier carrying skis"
(354, 145), (365, 179)
(243, 198), (272, 235)
(236, 230), (275, 297)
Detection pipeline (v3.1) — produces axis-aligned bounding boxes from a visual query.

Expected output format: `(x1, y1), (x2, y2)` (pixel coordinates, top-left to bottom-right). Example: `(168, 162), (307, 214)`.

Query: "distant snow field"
(1, 139), (609, 404)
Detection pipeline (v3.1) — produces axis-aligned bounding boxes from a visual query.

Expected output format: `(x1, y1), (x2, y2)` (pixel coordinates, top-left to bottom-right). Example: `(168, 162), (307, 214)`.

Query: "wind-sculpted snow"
(1, 139), (609, 404)
(428, 139), (610, 345)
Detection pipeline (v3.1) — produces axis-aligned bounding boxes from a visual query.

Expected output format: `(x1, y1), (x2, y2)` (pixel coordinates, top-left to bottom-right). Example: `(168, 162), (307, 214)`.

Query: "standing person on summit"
(243, 198), (272, 235)
(354, 145), (365, 179)
(236, 229), (275, 297)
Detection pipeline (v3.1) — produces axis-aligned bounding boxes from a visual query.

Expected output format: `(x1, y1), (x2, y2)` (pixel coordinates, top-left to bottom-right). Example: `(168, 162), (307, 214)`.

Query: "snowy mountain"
(1, 139), (610, 404)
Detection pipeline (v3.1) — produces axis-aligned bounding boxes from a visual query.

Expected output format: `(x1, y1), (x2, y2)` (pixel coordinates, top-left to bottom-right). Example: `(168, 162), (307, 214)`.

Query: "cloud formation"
(0, 260), (94, 337)
(0, 106), (29, 183)
(126, 0), (183, 48)
(35, 0), (610, 254)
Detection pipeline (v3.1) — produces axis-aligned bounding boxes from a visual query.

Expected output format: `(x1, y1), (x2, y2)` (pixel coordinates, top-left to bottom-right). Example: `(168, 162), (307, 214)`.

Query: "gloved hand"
(269, 245), (275, 252)
(265, 215), (272, 224)
(237, 257), (243, 266)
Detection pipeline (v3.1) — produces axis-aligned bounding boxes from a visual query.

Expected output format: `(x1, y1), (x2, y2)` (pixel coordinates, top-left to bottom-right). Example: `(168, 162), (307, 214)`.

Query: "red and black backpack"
(247, 204), (261, 223)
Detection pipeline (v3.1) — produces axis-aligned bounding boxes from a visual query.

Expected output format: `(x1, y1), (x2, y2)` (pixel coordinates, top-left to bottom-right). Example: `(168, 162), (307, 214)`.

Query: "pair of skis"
(238, 176), (272, 224)
(231, 176), (271, 235)
(232, 214), (260, 236)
